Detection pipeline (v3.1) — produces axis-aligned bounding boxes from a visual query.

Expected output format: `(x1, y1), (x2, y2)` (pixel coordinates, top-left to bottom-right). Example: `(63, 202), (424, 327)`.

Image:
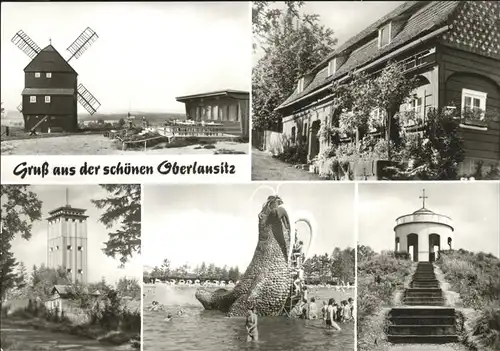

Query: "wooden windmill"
(11, 27), (101, 133)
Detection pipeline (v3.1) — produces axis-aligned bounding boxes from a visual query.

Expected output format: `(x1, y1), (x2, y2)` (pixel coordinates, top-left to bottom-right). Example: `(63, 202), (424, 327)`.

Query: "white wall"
(395, 222), (454, 261)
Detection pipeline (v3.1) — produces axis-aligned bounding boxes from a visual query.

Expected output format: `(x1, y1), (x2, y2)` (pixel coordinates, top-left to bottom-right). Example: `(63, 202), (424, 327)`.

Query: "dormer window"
(378, 22), (392, 48)
(35, 72), (41, 78)
(297, 77), (305, 93)
(328, 58), (337, 76)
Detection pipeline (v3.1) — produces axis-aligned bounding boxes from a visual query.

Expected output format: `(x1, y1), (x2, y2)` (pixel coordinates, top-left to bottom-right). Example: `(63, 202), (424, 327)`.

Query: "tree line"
(303, 248), (355, 284)
(144, 259), (241, 282)
(6, 263), (141, 302)
(145, 248), (355, 285)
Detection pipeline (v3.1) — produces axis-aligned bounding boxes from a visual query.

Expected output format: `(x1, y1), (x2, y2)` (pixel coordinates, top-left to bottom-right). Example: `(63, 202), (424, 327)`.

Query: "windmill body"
(12, 28), (101, 133)
(22, 45), (79, 132)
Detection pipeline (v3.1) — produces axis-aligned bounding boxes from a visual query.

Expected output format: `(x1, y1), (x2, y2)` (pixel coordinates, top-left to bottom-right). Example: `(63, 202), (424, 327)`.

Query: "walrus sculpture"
(195, 195), (313, 316)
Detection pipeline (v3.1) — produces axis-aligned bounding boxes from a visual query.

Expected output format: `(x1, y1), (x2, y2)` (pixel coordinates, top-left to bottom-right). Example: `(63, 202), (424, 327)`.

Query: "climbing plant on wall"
(321, 61), (417, 159)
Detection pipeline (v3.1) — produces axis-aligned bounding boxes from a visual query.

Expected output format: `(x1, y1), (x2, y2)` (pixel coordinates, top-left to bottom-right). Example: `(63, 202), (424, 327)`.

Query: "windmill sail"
(11, 30), (41, 59)
(67, 27), (99, 62)
(77, 83), (101, 115)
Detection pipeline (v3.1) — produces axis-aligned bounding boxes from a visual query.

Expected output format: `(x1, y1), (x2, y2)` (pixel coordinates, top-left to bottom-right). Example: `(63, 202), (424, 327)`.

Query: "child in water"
(246, 305), (259, 342)
(348, 297), (355, 319)
(325, 298), (342, 331)
(164, 313), (172, 322)
(321, 301), (328, 320)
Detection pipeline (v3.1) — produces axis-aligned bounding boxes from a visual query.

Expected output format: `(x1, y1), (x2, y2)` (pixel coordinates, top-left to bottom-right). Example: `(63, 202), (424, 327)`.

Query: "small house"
(176, 89), (249, 138)
(275, 1), (500, 177)
(45, 285), (101, 319)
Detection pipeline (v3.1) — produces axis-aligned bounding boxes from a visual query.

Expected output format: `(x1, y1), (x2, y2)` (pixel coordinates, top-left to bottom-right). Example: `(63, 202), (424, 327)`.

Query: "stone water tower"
(394, 189), (454, 262)
(47, 189), (88, 284)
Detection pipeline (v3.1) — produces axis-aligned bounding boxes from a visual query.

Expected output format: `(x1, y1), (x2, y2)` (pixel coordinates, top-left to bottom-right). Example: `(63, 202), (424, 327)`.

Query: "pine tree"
(91, 184), (141, 265)
(0, 185), (42, 301)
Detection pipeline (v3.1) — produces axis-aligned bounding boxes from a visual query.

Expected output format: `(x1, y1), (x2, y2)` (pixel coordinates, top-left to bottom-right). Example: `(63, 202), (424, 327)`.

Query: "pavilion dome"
(412, 207), (435, 215)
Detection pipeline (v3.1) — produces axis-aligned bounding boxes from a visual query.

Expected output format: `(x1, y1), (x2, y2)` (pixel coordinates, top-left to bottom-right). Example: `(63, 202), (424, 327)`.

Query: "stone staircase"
(387, 262), (458, 343)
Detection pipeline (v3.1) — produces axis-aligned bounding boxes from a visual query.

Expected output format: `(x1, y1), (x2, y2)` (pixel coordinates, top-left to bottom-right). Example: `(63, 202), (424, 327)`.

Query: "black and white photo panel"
(142, 183), (356, 351)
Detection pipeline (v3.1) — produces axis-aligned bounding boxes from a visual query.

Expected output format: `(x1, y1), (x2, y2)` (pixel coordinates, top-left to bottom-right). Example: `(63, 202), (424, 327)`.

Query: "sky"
(358, 182), (500, 257)
(8, 185), (142, 285)
(253, 1), (405, 65)
(1, 2), (251, 114)
(143, 183), (355, 272)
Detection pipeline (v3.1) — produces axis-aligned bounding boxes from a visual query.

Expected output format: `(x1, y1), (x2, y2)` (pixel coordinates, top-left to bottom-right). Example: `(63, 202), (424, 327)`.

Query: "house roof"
(24, 45), (77, 74)
(176, 90), (249, 102)
(48, 205), (87, 216)
(52, 285), (71, 297)
(277, 1), (461, 110)
(51, 285), (101, 298)
(22, 88), (75, 96)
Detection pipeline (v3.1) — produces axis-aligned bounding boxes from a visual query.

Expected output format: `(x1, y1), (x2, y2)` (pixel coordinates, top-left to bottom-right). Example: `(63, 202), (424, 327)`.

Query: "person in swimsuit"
(246, 305), (258, 342)
(293, 268), (305, 297)
(292, 236), (306, 267)
(302, 285), (309, 301)
(307, 297), (318, 320)
(326, 298), (342, 331)
(164, 313), (172, 322)
(321, 300), (328, 321)
(348, 297), (356, 319)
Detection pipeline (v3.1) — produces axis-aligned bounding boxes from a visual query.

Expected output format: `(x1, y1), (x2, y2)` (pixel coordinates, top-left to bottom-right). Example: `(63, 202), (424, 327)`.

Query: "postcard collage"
(1, 1), (499, 351)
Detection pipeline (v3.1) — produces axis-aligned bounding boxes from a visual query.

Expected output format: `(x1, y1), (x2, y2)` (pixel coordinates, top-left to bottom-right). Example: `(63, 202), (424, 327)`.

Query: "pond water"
(143, 285), (355, 351)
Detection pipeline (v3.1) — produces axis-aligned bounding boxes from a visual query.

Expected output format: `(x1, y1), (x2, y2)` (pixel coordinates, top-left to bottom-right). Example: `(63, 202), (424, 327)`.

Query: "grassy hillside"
(356, 246), (414, 351)
(436, 250), (500, 350)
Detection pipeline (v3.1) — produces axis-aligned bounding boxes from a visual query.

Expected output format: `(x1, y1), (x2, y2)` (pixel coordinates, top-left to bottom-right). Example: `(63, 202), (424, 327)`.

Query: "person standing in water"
(326, 298), (342, 331)
(307, 297), (318, 320)
(246, 305), (259, 342)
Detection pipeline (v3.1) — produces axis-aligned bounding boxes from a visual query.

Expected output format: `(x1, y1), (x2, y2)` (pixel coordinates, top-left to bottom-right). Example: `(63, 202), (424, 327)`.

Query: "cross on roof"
(419, 189), (428, 208)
